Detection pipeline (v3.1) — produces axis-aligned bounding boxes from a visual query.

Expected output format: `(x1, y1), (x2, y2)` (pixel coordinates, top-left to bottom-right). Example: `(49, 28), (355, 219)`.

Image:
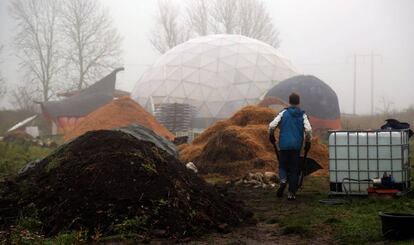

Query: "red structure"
(40, 68), (125, 135)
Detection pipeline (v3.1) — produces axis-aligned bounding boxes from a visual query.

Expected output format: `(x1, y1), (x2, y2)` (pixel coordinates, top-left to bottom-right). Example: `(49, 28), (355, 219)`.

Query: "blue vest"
(279, 107), (305, 151)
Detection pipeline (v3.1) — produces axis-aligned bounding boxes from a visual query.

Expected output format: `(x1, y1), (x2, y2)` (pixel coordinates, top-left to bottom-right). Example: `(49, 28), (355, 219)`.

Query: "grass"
(2, 224), (87, 245)
(0, 135), (413, 243)
(2, 174), (414, 244)
(204, 156), (414, 244)
(274, 177), (414, 244)
(1, 215), (152, 244)
(0, 141), (51, 179)
(341, 107), (414, 130)
(281, 196), (400, 243)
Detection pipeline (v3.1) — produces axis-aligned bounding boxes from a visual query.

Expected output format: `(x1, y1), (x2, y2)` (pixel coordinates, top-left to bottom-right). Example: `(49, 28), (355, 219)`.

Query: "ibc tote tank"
(328, 130), (411, 195)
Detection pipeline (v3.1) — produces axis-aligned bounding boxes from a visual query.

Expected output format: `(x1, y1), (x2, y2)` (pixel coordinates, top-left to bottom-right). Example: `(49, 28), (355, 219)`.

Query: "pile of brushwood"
(0, 129), (252, 240)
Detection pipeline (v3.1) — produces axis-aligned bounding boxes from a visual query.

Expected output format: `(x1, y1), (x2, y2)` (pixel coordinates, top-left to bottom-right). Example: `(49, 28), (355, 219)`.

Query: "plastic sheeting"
(132, 35), (298, 121)
(117, 124), (178, 158)
(7, 115), (37, 132)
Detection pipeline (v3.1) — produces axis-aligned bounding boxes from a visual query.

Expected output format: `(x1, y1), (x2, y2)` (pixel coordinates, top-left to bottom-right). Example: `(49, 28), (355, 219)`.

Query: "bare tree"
(11, 86), (37, 111)
(150, 0), (280, 54)
(150, 0), (189, 54)
(210, 0), (239, 34)
(0, 72), (4, 98)
(10, 0), (62, 102)
(376, 96), (395, 116)
(0, 45), (6, 98)
(185, 0), (210, 36)
(236, 0), (280, 48)
(61, 0), (122, 90)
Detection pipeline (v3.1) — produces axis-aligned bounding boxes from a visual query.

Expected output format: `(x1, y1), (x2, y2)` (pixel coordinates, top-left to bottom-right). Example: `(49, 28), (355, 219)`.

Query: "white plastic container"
(328, 130), (410, 194)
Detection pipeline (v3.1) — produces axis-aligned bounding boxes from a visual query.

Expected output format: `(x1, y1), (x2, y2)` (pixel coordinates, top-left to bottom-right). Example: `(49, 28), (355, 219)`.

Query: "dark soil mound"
(0, 130), (251, 238)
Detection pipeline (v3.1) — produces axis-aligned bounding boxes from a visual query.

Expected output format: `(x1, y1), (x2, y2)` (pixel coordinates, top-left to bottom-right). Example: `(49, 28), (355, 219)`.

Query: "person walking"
(268, 92), (312, 200)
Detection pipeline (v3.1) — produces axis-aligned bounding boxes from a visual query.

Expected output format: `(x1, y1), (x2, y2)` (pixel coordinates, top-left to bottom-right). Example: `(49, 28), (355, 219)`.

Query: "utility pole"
(350, 52), (382, 115)
(369, 51), (382, 115)
(370, 51), (374, 115)
(353, 54), (357, 115)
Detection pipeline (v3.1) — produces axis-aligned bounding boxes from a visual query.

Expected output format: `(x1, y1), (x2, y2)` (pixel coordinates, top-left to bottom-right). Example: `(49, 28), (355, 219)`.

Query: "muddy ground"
(181, 183), (335, 245)
(100, 176), (336, 245)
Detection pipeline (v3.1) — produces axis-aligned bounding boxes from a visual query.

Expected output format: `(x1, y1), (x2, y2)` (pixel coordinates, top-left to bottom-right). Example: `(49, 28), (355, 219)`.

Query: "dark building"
(260, 75), (341, 136)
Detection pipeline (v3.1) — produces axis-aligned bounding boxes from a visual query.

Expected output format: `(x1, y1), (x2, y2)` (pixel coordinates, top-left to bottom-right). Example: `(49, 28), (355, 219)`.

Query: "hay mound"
(180, 105), (328, 177)
(64, 96), (174, 141)
(0, 130), (251, 238)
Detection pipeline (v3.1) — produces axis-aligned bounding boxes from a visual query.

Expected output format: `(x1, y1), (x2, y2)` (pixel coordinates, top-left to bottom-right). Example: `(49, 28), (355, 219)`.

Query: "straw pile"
(180, 106), (328, 178)
(65, 97), (174, 141)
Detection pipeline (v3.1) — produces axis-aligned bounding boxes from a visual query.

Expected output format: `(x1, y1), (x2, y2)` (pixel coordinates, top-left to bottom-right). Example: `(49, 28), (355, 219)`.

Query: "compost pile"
(180, 105), (328, 178)
(0, 130), (251, 238)
(64, 96), (175, 141)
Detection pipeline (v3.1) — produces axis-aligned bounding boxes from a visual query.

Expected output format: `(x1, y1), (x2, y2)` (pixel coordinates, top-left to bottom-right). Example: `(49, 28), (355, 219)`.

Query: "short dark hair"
(289, 93), (300, 105)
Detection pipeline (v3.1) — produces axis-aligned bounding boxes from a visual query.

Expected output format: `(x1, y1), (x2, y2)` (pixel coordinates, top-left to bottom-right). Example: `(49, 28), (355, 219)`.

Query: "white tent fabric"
(132, 34), (298, 119)
(7, 115), (37, 133)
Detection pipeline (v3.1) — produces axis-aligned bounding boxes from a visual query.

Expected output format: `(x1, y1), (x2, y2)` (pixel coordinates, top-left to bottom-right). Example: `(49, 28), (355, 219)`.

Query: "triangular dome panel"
(132, 34), (298, 122)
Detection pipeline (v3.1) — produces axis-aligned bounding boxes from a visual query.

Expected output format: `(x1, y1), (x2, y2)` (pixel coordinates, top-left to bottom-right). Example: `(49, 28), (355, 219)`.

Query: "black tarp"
(381, 119), (414, 138)
(117, 124), (178, 158)
(264, 75), (340, 120)
(41, 68), (124, 119)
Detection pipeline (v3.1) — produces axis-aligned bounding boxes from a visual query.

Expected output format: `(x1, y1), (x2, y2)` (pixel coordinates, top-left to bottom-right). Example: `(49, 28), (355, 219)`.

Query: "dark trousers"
(279, 150), (300, 194)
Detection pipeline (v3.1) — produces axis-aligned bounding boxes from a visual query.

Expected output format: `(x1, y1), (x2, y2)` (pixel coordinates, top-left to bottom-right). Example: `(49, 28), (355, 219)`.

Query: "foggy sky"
(0, 0), (413, 115)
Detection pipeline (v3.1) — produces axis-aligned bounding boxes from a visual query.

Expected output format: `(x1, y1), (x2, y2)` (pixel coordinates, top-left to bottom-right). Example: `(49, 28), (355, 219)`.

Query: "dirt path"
(144, 181), (336, 245)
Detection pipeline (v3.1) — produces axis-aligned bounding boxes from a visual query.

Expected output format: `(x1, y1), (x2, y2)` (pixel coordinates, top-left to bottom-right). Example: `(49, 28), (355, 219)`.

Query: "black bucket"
(379, 212), (414, 240)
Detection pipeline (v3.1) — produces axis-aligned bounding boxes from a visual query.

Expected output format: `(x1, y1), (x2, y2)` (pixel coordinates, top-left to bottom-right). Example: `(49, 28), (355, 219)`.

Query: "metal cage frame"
(328, 129), (411, 196)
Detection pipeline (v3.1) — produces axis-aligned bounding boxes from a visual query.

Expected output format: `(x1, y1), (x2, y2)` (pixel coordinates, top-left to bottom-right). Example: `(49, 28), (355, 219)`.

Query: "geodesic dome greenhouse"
(261, 75), (341, 135)
(132, 35), (298, 129)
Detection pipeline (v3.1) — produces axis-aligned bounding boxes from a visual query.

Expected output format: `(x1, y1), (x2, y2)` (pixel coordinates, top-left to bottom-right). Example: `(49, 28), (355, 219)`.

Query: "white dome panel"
(132, 34), (298, 121)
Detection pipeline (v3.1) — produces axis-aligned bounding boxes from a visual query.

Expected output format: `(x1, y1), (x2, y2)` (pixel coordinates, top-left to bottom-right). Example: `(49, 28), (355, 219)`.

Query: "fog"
(0, 0), (413, 114)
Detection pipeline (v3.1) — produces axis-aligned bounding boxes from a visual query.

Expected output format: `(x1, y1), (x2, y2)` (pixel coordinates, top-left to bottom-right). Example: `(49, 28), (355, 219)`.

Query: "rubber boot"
(277, 182), (287, 198)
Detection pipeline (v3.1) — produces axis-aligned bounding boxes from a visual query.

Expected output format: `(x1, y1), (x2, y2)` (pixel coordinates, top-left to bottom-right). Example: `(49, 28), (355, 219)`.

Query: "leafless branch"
(60, 0), (122, 89)
(11, 85), (38, 111)
(0, 45), (6, 97)
(150, 0), (280, 53)
(9, 0), (63, 102)
(150, 0), (189, 54)
(185, 0), (210, 36)
(236, 0), (280, 47)
(210, 0), (239, 34)
(376, 96), (396, 116)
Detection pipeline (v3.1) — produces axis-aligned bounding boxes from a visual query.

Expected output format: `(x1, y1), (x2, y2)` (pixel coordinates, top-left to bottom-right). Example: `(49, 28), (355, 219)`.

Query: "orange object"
(64, 97), (175, 141)
(55, 116), (85, 135)
(308, 116), (342, 132)
(367, 187), (400, 196)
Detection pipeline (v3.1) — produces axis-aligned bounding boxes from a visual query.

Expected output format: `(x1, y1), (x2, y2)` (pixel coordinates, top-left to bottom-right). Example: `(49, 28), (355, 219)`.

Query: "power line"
(349, 52), (382, 115)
